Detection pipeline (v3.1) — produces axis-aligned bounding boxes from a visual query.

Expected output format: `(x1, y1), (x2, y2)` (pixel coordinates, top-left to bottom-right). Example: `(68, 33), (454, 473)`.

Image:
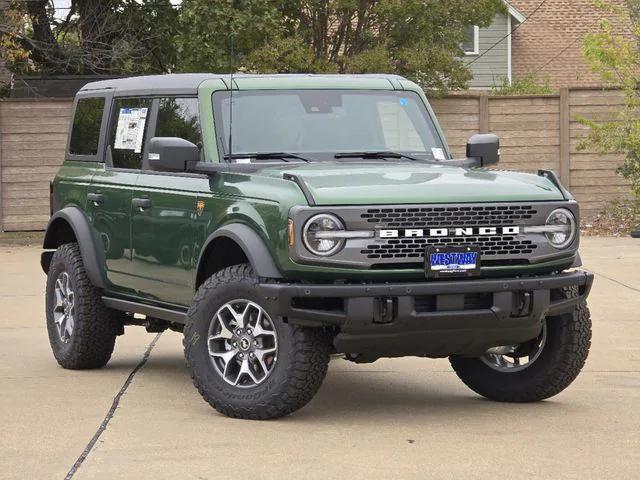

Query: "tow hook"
(373, 297), (397, 324)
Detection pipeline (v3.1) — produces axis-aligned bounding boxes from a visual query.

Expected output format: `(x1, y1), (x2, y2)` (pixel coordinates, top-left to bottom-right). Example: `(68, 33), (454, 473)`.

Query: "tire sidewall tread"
(46, 243), (118, 370)
(183, 264), (330, 420)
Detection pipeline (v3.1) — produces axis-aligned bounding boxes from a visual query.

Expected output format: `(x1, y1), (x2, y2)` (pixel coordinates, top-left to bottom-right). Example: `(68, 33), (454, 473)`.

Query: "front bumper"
(260, 270), (593, 360)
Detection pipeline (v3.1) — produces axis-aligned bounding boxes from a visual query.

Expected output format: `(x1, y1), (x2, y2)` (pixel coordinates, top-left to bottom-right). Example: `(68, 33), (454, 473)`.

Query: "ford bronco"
(42, 74), (593, 419)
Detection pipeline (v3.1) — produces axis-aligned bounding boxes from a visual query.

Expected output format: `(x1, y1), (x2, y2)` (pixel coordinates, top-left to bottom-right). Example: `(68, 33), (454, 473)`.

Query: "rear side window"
(69, 97), (105, 156)
(156, 97), (202, 148)
(108, 98), (152, 169)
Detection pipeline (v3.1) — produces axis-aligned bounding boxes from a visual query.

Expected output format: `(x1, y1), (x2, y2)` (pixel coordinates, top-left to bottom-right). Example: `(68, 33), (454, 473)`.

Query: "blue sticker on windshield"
(399, 98), (409, 106)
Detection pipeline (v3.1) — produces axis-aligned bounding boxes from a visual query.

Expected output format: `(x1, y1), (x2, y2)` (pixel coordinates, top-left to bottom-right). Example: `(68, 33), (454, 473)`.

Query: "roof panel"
(79, 73), (410, 95)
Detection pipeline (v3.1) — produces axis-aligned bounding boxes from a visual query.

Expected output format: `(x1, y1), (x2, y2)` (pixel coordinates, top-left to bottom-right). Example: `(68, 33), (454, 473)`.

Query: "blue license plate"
(426, 246), (481, 278)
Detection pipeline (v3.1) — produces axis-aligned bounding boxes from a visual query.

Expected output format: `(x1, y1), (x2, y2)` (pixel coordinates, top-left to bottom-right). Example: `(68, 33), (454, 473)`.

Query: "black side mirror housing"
(466, 134), (500, 167)
(148, 137), (200, 172)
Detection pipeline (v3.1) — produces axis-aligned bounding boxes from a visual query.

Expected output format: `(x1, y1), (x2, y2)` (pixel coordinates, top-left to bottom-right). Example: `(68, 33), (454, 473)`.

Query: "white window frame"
(463, 26), (480, 56)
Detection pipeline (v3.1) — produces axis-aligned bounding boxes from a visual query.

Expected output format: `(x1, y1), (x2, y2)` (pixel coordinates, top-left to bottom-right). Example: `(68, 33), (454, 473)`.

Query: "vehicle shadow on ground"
(107, 351), (580, 423)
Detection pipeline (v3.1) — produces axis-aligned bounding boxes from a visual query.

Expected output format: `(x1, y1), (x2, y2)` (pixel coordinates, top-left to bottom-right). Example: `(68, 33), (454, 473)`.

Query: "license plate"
(426, 246), (481, 278)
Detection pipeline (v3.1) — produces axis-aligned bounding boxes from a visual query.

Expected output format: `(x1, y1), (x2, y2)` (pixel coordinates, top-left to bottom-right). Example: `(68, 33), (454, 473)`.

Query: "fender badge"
(196, 200), (205, 216)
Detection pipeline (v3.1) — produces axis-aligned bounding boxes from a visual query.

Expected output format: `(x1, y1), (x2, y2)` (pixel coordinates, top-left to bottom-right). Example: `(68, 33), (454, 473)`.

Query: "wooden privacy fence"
(0, 88), (632, 231)
(430, 87), (632, 220)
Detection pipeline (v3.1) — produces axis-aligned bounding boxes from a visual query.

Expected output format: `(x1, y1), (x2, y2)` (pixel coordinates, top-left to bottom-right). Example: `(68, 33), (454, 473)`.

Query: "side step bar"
(102, 296), (187, 324)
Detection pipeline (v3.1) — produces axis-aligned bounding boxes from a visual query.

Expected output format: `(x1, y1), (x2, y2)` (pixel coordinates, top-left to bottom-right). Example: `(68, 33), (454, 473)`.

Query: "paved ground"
(1, 237), (639, 479)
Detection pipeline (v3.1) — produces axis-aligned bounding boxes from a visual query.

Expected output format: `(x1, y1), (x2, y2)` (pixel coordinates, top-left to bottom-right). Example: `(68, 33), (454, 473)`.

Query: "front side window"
(156, 97), (202, 149)
(212, 90), (445, 161)
(69, 97), (105, 156)
(108, 98), (152, 169)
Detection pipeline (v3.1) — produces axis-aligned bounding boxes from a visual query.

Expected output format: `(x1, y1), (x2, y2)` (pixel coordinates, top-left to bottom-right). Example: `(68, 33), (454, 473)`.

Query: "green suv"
(42, 74), (593, 419)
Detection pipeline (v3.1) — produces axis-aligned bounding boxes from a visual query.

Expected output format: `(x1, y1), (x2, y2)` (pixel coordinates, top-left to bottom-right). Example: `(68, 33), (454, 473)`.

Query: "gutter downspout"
(507, 14), (513, 85)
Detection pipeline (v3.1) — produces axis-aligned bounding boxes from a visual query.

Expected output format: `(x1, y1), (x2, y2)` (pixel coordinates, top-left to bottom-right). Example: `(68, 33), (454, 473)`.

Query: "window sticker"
(399, 98), (409, 106)
(114, 107), (148, 153)
(432, 147), (446, 161)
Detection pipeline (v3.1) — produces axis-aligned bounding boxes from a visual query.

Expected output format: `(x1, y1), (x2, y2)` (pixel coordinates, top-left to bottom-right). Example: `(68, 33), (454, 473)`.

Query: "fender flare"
(42, 207), (108, 289)
(198, 224), (283, 279)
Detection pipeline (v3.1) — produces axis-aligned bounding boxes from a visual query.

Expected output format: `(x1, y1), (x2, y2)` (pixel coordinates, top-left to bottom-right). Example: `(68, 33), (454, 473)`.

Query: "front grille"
(362, 235), (537, 259)
(359, 204), (539, 260)
(361, 205), (537, 228)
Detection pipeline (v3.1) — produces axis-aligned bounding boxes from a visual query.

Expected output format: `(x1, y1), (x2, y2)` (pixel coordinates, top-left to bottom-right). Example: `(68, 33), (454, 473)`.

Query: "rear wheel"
(183, 264), (330, 420)
(46, 243), (122, 369)
(450, 288), (591, 402)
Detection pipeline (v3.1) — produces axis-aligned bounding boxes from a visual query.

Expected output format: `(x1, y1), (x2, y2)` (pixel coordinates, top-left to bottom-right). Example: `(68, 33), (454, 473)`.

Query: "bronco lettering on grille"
(378, 226), (520, 238)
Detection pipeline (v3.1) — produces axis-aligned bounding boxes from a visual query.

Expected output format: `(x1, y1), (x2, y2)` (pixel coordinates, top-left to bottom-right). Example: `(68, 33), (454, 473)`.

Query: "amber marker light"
(288, 219), (295, 246)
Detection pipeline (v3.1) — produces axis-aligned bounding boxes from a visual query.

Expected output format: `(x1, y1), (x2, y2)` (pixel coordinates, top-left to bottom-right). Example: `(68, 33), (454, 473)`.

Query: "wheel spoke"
(65, 315), (74, 336)
(67, 291), (75, 309)
(253, 318), (275, 338)
(237, 303), (251, 329)
(210, 349), (237, 373)
(209, 312), (234, 340)
(254, 347), (276, 375)
(54, 287), (65, 310)
(237, 358), (259, 385)
(55, 312), (66, 327)
(62, 273), (70, 297)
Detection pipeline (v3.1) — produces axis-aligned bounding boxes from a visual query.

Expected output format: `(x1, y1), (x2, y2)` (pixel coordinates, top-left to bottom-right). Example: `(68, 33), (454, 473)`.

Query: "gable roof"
(504, 0), (526, 23)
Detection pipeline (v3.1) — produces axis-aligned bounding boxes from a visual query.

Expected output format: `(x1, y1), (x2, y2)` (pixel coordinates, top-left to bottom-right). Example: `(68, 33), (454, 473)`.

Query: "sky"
(52, 0), (182, 19)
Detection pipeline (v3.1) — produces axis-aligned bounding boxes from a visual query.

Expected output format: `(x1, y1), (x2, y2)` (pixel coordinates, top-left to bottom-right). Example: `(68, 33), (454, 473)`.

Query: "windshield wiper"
(225, 152), (311, 163)
(334, 151), (433, 163)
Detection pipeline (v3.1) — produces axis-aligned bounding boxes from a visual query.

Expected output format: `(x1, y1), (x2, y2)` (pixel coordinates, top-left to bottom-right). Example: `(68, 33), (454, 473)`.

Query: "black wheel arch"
(42, 206), (108, 289)
(195, 224), (282, 288)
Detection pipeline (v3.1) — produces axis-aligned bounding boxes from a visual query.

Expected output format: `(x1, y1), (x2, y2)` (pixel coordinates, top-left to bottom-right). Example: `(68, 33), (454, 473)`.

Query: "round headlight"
(545, 208), (576, 249)
(302, 214), (346, 256)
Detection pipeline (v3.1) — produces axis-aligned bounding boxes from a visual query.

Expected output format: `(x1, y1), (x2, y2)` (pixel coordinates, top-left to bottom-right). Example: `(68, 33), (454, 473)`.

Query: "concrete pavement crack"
(585, 268), (640, 294)
(64, 332), (162, 480)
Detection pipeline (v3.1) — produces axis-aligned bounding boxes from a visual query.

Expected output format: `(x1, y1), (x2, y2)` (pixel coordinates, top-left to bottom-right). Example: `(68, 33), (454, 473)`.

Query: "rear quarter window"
(69, 97), (105, 156)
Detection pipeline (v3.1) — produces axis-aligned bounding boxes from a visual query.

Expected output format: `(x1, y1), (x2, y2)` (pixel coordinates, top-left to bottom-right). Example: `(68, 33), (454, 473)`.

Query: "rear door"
(130, 97), (205, 306)
(88, 96), (152, 291)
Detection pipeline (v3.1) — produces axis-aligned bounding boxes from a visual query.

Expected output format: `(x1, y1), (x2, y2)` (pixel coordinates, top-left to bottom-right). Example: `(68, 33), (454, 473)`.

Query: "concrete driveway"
(1, 237), (639, 479)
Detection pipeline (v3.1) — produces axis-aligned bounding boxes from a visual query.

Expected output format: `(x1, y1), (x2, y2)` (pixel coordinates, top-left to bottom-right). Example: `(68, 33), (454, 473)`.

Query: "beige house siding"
(0, 90), (632, 231)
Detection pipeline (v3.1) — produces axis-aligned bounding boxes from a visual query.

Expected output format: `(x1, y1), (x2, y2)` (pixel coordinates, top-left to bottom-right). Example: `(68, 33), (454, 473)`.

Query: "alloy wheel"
(207, 300), (278, 388)
(53, 271), (75, 343)
(480, 321), (547, 373)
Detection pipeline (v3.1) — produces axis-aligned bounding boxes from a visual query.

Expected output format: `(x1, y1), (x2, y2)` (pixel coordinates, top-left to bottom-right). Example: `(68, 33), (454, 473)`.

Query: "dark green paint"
(50, 76), (577, 309)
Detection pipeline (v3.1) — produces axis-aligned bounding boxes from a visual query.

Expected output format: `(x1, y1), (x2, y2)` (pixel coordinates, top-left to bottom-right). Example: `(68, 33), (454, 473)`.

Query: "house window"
(461, 25), (480, 55)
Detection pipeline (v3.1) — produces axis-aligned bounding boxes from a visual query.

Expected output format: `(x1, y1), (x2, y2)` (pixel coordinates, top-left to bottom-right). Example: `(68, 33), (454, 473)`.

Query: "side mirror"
(148, 137), (200, 172)
(466, 134), (500, 167)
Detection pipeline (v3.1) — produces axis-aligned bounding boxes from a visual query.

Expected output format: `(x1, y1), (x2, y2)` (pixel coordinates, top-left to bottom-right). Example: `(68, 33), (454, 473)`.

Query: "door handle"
(132, 197), (152, 209)
(87, 193), (104, 205)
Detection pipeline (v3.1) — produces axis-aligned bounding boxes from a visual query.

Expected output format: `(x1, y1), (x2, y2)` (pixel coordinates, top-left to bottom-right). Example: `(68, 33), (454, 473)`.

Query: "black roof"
(79, 73), (409, 96)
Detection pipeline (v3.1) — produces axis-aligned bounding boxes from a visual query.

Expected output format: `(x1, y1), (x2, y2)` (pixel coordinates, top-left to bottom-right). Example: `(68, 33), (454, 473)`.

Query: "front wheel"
(450, 288), (591, 402)
(183, 264), (330, 420)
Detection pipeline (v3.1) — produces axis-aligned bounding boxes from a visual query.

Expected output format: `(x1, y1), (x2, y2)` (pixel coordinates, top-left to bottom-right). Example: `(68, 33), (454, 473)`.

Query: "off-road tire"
(183, 264), (331, 420)
(450, 287), (591, 402)
(46, 243), (121, 369)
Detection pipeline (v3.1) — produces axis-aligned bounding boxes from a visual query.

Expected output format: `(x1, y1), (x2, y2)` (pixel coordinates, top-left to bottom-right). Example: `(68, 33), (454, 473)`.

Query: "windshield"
(212, 90), (447, 161)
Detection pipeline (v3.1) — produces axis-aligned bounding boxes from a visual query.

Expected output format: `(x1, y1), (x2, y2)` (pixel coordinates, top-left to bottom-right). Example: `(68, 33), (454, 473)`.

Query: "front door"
(130, 97), (204, 306)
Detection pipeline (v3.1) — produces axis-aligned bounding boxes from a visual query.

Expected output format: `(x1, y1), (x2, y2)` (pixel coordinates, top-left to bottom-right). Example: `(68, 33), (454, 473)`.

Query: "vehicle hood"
(255, 162), (565, 205)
